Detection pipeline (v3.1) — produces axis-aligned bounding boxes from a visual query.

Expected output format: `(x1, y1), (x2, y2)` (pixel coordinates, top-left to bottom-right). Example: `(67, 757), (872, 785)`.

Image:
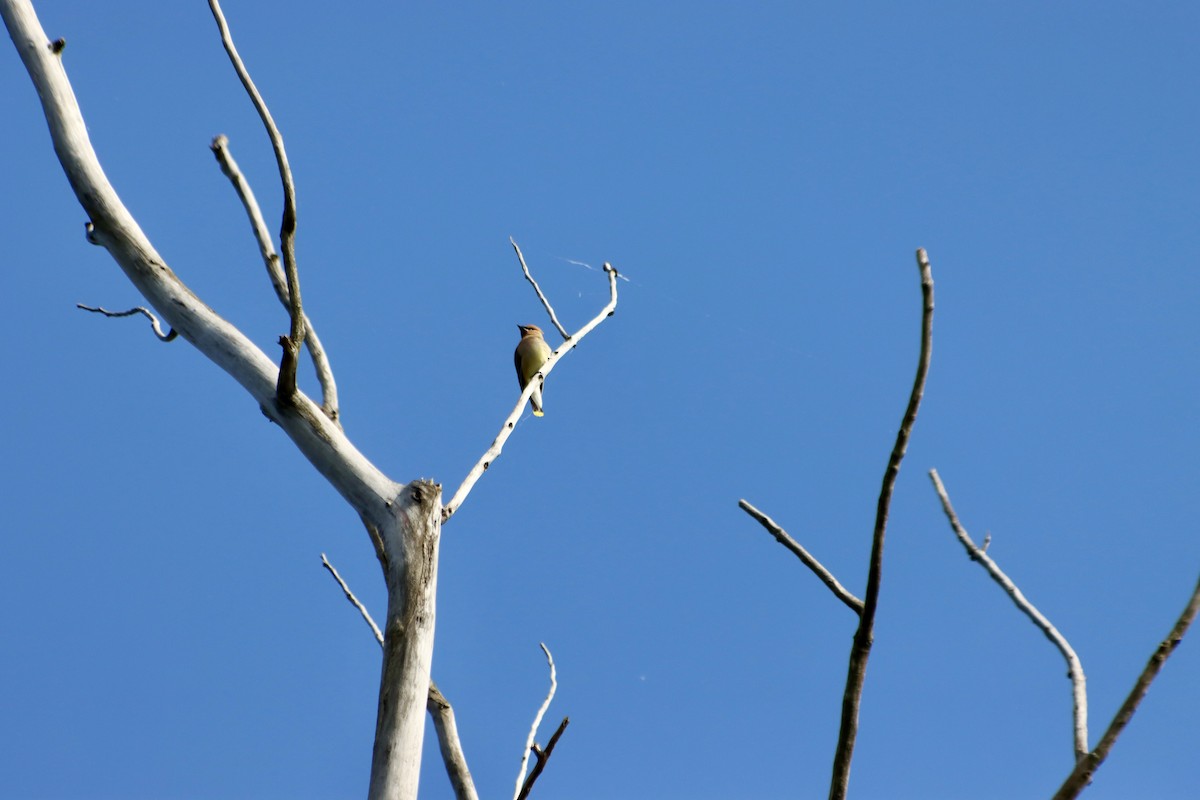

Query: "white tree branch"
(427, 683), (480, 800)
(3, 6), (438, 798)
(210, 134), (339, 423)
(442, 262), (619, 523)
(510, 238), (569, 340)
(321, 552), (384, 646)
(1, 0), (394, 517)
(929, 468), (1089, 761)
(513, 643), (557, 800)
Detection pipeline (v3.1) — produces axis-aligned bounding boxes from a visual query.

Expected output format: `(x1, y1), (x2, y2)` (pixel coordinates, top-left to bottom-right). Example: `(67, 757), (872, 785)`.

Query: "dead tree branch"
(77, 303), (177, 342)
(3, 5), (439, 797)
(516, 716), (570, 800)
(928, 469), (1088, 761)
(738, 498), (863, 614)
(514, 643), (559, 800)
(1051, 573), (1200, 800)
(511, 238), (570, 340)
(442, 262), (619, 523)
(210, 134), (339, 423)
(321, 552), (385, 646)
(207, 0), (305, 404)
(427, 683), (480, 800)
(827, 247), (934, 800)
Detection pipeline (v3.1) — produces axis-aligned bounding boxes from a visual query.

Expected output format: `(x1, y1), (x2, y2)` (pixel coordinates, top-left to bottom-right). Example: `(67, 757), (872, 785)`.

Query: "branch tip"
(77, 303), (177, 342)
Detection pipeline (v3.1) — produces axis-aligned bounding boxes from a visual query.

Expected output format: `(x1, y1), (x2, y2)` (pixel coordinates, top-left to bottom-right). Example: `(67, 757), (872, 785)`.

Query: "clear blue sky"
(3, 2), (1198, 798)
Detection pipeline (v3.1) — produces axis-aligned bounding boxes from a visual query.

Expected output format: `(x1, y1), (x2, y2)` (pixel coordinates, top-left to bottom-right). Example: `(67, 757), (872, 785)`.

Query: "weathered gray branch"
(207, 0), (306, 404)
(442, 262), (619, 523)
(1051, 573), (1200, 800)
(211, 134), (339, 423)
(928, 468), (1088, 761)
(828, 248), (934, 800)
(738, 498), (864, 614)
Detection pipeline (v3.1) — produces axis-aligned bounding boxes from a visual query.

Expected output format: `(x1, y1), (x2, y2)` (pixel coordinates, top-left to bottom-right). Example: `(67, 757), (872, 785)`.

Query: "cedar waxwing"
(514, 324), (552, 416)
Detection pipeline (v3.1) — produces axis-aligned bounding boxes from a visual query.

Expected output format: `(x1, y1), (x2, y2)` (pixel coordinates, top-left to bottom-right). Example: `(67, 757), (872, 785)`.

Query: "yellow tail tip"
(533, 409), (544, 417)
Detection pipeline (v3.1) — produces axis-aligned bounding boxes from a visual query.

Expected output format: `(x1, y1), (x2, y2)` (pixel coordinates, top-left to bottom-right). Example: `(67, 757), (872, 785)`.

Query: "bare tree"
(2, 2), (616, 798)
(740, 248), (935, 800)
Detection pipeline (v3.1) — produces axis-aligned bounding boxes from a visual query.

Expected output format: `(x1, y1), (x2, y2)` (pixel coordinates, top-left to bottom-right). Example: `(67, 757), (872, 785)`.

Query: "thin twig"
(77, 303), (177, 341)
(516, 716), (570, 800)
(511, 238), (570, 340)
(738, 499), (863, 614)
(321, 553), (384, 646)
(829, 248), (933, 800)
(514, 643), (557, 800)
(442, 263), (619, 523)
(207, 0), (306, 403)
(321, 553), (478, 800)
(1051, 573), (1200, 800)
(929, 469), (1088, 761)
(210, 134), (340, 423)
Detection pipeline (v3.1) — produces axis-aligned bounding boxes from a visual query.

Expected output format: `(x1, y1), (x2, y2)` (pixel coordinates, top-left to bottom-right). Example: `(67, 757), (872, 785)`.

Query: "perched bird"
(514, 323), (552, 416)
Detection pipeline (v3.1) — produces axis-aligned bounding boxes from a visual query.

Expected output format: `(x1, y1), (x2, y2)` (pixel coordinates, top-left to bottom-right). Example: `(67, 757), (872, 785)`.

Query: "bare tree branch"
(428, 683), (480, 800)
(928, 468), (1089, 760)
(321, 552), (384, 646)
(206, 0), (306, 403)
(516, 716), (570, 800)
(514, 643), (558, 800)
(828, 248), (934, 800)
(511, 238), (570, 340)
(77, 303), (177, 342)
(442, 263), (619, 523)
(210, 134), (339, 423)
(1051, 573), (1200, 800)
(2, 6), (444, 796)
(738, 498), (863, 614)
(321, 553), (478, 800)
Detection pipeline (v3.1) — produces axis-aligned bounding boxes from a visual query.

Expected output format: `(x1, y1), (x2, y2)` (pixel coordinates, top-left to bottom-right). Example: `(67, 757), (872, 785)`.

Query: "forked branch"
(442, 261), (619, 523)
(828, 247), (934, 800)
(207, 0), (306, 403)
(928, 469), (1088, 761)
(1050, 574), (1200, 799)
(210, 134), (339, 423)
(513, 643), (563, 800)
(516, 716), (570, 800)
(321, 554), (478, 800)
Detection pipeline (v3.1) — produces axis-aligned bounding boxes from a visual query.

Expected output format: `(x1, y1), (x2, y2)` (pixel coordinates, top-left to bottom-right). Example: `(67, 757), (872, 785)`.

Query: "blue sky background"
(3, 2), (1199, 798)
